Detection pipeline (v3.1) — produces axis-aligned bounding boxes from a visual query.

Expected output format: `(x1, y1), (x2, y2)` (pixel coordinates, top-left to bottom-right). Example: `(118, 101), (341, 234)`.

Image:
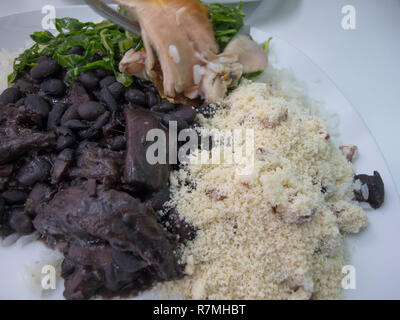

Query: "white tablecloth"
(1, 0), (399, 193)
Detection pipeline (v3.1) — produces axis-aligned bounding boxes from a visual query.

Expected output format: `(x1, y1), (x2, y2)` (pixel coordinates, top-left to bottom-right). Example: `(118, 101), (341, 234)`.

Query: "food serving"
(0, 0), (385, 300)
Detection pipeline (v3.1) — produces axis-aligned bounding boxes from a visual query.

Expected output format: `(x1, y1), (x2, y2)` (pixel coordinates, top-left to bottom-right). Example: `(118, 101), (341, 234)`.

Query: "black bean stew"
(0, 56), (197, 300)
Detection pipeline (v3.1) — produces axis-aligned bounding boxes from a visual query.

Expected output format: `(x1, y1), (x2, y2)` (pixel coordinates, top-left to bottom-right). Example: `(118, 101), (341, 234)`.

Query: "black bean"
(56, 134), (76, 151)
(145, 90), (159, 107)
(172, 104), (197, 125)
(30, 58), (60, 80)
(66, 46), (85, 55)
(40, 78), (66, 97)
(64, 119), (89, 130)
(78, 71), (99, 90)
(36, 56), (50, 64)
(61, 104), (80, 125)
(15, 97), (25, 107)
(142, 82), (158, 93)
(25, 183), (52, 216)
(1, 190), (28, 205)
(94, 68), (109, 79)
(125, 88), (146, 106)
(162, 113), (189, 130)
(16, 158), (51, 186)
(100, 75), (116, 88)
(47, 102), (67, 130)
(24, 94), (51, 118)
(151, 100), (176, 113)
(100, 87), (118, 112)
(93, 111), (110, 130)
(87, 53), (102, 63)
(108, 82), (125, 99)
(15, 79), (36, 94)
(0, 87), (22, 105)
(78, 101), (106, 121)
(91, 90), (102, 101)
(108, 135), (126, 151)
(57, 126), (74, 137)
(8, 209), (33, 235)
(59, 148), (75, 161)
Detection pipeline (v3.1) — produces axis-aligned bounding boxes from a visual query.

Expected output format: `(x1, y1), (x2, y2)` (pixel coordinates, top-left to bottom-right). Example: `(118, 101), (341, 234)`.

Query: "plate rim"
(0, 6), (399, 300)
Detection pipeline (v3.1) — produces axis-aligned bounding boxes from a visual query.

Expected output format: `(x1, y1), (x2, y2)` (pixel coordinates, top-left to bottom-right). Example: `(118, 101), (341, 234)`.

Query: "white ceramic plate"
(0, 6), (399, 300)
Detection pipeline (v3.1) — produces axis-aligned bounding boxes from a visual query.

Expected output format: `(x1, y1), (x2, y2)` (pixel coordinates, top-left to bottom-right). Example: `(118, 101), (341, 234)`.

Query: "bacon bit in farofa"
(339, 145), (358, 162)
(206, 189), (227, 201)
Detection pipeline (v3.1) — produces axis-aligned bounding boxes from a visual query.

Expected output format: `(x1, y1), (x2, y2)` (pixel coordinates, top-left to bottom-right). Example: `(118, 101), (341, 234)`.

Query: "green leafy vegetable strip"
(205, 1), (245, 51)
(261, 37), (272, 56)
(8, 18), (141, 86)
(8, 2), (245, 85)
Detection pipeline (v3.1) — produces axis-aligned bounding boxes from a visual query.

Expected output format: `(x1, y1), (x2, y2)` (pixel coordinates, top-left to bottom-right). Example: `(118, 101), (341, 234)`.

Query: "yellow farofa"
(161, 80), (367, 300)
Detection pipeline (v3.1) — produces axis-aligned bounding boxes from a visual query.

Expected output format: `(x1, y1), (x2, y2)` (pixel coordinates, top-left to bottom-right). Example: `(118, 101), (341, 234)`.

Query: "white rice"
(1, 233), (21, 247)
(17, 231), (39, 248)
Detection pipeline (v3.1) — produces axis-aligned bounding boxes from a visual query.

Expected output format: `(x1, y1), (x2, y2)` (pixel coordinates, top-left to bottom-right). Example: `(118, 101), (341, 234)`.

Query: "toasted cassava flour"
(161, 73), (367, 299)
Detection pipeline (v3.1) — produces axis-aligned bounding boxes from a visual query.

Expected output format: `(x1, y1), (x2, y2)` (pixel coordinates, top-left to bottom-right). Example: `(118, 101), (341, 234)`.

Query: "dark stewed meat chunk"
(66, 83), (91, 106)
(33, 186), (182, 283)
(51, 148), (75, 183)
(62, 244), (154, 299)
(0, 130), (55, 165)
(124, 106), (169, 191)
(63, 266), (104, 300)
(0, 52), (200, 300)
(162, 208), (196, 243)
(69, 148), (123, 185)
(67, 244), (113, 269)
(354, 171), (385, 209)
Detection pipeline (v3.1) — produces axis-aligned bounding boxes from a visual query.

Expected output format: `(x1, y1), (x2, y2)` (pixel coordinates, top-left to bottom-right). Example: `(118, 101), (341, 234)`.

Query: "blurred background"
(0, 0), (399, 194)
